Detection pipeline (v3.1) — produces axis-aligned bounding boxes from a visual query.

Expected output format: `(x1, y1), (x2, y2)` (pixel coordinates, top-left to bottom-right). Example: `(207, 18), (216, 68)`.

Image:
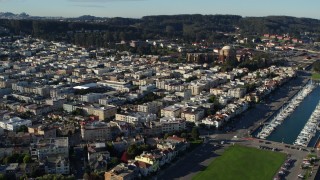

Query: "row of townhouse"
(202, 100), (249, 128)
(161, 104), (205, 122)
(63, 102), (117, 120)
(105, 135), (189, 179)
(11, 82), (51, 97)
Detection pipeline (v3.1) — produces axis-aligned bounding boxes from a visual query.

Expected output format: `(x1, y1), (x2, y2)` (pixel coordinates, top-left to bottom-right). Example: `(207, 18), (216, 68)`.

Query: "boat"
(294, 101), (320, 147)
(257, 82), (315, 140)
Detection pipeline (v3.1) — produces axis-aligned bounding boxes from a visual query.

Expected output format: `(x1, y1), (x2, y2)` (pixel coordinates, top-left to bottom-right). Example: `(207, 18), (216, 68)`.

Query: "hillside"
(0, 14), (320, 47)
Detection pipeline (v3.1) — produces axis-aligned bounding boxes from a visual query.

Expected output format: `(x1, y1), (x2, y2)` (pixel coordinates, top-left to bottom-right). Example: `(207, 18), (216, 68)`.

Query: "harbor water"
(263, 86), (320, 146)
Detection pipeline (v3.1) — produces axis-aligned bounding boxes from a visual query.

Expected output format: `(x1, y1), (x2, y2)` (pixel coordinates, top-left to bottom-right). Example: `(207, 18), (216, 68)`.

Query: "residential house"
(180, 107), (205, 122)
(104, 163), (136, 180)
(87, 143), (110, 172)
(161, 105), (182, 118)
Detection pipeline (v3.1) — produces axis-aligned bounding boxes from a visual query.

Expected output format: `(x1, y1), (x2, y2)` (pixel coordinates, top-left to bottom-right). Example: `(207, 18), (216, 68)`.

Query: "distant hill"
(74, 15), (105, 21)
(0, 13), (319, 46)
(0, 12), (30, 19)
(239, 16), (320, 35)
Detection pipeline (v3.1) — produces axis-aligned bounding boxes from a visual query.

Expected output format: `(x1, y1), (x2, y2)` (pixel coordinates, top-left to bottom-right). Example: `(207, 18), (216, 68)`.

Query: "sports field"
(193, 145), (286, 180)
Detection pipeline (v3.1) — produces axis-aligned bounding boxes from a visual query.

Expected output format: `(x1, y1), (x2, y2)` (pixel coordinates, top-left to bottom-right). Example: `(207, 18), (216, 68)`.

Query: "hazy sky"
(1, 0), (320, 19)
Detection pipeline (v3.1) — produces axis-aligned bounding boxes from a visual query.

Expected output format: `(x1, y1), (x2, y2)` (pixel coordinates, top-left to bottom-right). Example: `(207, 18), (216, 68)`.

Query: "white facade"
(137, 102), (160, 114)
(0, 117), (32, 131)
(31, 137), (69, 160)
(116, 112), (157, 124)
(80, 93), (106, 103)
(97, 80), (131, 92)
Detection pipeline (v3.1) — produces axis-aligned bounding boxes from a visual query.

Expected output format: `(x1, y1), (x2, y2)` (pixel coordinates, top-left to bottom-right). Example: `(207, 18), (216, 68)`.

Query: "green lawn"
(193, 145), (286, 180)
(311, 73), (320, 80)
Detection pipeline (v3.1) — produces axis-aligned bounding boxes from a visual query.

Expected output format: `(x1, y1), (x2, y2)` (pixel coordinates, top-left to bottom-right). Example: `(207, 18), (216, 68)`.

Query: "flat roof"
(73, 83), (97, 90)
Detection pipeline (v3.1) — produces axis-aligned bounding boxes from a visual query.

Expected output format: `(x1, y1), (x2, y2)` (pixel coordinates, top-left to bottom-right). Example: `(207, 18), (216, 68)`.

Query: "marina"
(294, 101), (320, 147)
(257, 82), (315, 140)
(263, 85), (320, 146)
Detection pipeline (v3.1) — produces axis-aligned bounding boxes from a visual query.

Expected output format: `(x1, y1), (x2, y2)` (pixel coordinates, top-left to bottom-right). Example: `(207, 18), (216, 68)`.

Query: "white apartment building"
(97, 80), (131, 92)
(115, 112), (157, 124)
(30, 137), (69, 160)
(0, 117), (32, 131)
(137, 102), (161, 114)
(80, 93), (106, 103)
(160, 117), (186, 133)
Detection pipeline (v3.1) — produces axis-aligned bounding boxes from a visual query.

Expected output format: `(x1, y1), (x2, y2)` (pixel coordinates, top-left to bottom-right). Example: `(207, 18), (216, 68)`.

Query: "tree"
(89, 172), (100, 180)
(191, 127), (200, 140)
(19, 174), (27, 180)
(127, 144), (138, 158)
(166, 25), (176, 37)
(83, 173), (90, 180)
(119, 32), (127, 41)
(36, 174), (75, 180)
(0, 173), (6, 180)
(313, 61), (320, 73)
(185, 76), (198, 82)
(18, 111), (33, 119)
(23, 155), (32, 164)
(208, 95), (216, 103)
(256, 71), (261, 78)
(71, 108), (85, 116)
(181, 133), (187, 139)
(17, 125), (28, 133)
(3, 156), (12, 165)
(164, 133), (170, 139)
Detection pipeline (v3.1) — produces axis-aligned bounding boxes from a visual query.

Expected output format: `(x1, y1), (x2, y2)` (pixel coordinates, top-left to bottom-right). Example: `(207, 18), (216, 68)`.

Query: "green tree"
(17, 125), (28, 133)
(164, 133), (170, 139)
(71, 108), (85, 116)
(191, 127), (200, 140)
(181, 133), (187, 139)
(109, 157), (120, 168)
(313, 61), (320, 73)
(186, 76), (198, 82)
(127, 144), (138, 158)
(23, 155), (32, 164)
(208, 95), (216, 103)
(166, 25), (175, 36)
(19, 174), (27, 180)
(3, 156), (12, 165)
(256, 71), (261, 78)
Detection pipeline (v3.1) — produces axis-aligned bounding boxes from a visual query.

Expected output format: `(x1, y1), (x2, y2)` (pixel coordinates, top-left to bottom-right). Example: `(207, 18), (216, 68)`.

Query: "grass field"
(193, 145), (286, 180)
(311, 73), (320, 80)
